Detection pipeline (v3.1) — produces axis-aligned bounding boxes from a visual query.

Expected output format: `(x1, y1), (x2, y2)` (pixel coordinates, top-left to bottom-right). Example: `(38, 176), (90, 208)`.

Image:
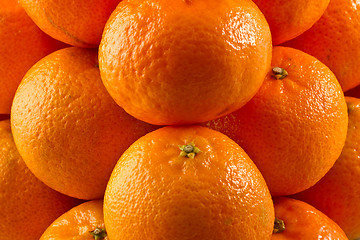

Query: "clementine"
(40, 200), (108, 240)
(99, 0), (272, 125)
(272, 197), (348, 239)
(104, 125), (275, 240)
(252, 0), (329, 45)
(11, 47), (158, 200)
(18, 0), (122, 48)
(283, 0), (360, 91)
(0, 0), (67, 114)
(0, 120), (81, 240)
(204, 46), (348, 196)
(292, 96), (360, 239)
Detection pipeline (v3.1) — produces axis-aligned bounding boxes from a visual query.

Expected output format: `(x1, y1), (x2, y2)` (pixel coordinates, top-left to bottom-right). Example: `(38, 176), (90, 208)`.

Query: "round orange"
(272, 197), (347, 239)
(283, 0), (360, 92)
(292, 96), (360, 239)
(204, 46), (348, 196)
(40, 200), (108, 240)
(104, 125), (275, 240)
(19, 0), (122, 47)
(99, 0), (272, 125)
(252, 0), (329, 45)
(0, 119), (82, 240)
(0, 0), (67, 114)
(11, 47), (158, 200)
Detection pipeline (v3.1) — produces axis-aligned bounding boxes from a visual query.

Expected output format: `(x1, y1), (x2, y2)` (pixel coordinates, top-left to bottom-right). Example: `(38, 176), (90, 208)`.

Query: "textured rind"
(0, 1), (66, 113)
(104, 125), (274, 240)
(293, 97), (360, 239)
(40, 200), (106, 239)
(284, 0), (360, 91)
(99, 0), (272, 125)
(204, 46), (348, 196)
(10, 47), (158, 200)
(252, 0), (330, 45)
(19, 0), (121, 47)
(0, 120), (81, 240)
(272, 197), (348, 239)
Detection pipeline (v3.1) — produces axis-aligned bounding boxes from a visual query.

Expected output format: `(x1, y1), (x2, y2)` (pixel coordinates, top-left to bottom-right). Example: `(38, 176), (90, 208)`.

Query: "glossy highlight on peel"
(99, 0), (272, 125)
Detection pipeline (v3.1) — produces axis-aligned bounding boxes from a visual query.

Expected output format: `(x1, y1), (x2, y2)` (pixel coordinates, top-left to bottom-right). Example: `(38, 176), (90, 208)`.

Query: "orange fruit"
(104, 125), (275, 240)
(283, 0), (360, 92)
(11, 47), (158, 200)
(0, 119), (81, 240)
(272, 197), (347, 239)
(203, 46), (348, 196)
(40, 200), (108, 240)
(0, 0), (67, 114)
(252, 0), (329, 45)
(19, 0), (122, 47)
(99, 0), (272, 125)
(292, 96), (360, 239)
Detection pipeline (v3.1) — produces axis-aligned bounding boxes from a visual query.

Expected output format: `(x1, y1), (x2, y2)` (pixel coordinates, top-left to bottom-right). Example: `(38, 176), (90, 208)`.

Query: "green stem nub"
(273, 218), (286, 234)
(90, 227), (107, 240)
(179, 143), (201, 159)
(272, 67), (288, 80)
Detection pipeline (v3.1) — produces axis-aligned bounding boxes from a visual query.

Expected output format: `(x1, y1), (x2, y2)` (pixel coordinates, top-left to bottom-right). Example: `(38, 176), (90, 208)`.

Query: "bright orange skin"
(292, 97), (360, 240)
(40, 200), (108, 240)
(104, 125), (275, 240)
(0, 120), (82, 240)
(252, 0), (329, 45)
(0, 0), (67, 114)
(19, 0), (122, 47)
(11, 47), (158, 200)
(99, 0), (272, 125)
(272, 197), (348, 239)
(283, 0), (360, 92)
(204, 46), (348, 196)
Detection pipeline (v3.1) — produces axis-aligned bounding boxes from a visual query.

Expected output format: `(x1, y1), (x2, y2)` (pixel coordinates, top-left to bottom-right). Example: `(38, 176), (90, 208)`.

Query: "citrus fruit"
(272, 197), (348, 239)
(0, 0), (66, 114)
(19, 0), (122, 47)
(40, 200), (108, 240)
(11, 47), (158, 200)
(104, 125), (275, 240)
(0, 119), (81, 240)
(292, 96), (360, 239)
(99, 0), (272, 125)
(283, 0), (360, 92)
(204, 46), (348, 196)
(252, 0), (329, 45)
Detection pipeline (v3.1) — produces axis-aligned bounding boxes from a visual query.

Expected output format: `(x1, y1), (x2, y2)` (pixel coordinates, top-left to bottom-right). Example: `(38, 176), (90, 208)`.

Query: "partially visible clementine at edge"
(252, 0), (329, 45)
(18, 0), (122, 47)
(0, 0), (67, 114)
(292, 97), (360, 239)
(271, 197), (348, 239)
(0, 120), (82, 240)
(284, 0), (360, 92)
(40, 200), (108, 240)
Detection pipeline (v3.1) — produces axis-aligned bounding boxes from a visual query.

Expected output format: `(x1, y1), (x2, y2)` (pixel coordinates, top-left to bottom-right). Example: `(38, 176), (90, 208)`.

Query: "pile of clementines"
(1, 0), (360, 239)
